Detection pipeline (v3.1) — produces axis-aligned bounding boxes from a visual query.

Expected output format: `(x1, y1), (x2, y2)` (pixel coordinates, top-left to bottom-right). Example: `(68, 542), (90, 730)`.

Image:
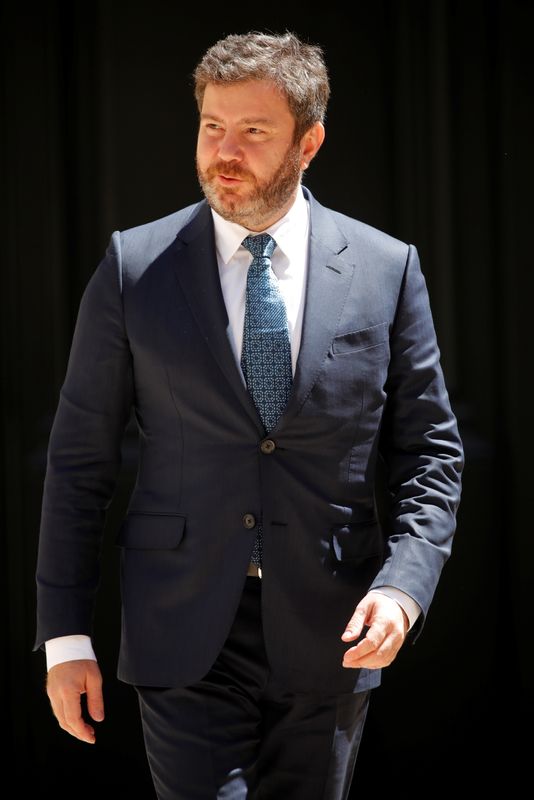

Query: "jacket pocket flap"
(331, 521), (382, 561)
(116, 513), (186, 549)
(332, 322), (389, 354)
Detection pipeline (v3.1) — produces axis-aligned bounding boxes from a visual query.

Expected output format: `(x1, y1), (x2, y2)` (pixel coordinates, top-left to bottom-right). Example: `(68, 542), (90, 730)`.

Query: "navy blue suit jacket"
(35, 188), (463, 693)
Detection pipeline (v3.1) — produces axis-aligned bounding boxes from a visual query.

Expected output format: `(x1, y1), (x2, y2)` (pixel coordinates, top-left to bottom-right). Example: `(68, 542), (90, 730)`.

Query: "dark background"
(2, 0), (532, 795)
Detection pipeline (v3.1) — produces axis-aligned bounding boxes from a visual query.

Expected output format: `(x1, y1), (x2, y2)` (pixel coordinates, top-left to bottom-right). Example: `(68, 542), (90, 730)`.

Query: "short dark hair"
(193, 31), (330, 142)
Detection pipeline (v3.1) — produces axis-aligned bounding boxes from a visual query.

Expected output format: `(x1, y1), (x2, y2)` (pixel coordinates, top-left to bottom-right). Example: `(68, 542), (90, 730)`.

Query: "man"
(36, 31), (464, 800)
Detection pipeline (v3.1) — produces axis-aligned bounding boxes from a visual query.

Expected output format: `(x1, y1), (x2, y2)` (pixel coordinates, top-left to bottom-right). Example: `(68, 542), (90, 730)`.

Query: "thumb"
(341, 601), (369, 641)
(85, 664), (105, 723)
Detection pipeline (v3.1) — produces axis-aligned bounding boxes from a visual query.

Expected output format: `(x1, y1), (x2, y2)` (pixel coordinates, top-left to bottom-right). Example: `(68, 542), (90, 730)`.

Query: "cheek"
(196, 137), (215, 168)
(264, 145), (295, 174)
(243, 151), (277, 179)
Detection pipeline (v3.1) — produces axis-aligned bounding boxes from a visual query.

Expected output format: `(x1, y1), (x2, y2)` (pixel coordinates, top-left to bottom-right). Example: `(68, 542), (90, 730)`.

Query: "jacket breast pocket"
(332, 322), (389, 355)
(116, 512), (186, 549)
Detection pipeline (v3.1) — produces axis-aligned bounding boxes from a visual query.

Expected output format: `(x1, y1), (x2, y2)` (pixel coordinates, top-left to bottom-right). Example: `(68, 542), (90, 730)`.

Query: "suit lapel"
(279, 191), (356, 426)
(170, 193), (355, 435)
(171, 201), (263, 433)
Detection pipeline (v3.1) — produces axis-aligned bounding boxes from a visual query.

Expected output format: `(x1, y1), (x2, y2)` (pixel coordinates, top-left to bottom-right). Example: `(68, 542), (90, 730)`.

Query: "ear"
(300, 122), (325, 170)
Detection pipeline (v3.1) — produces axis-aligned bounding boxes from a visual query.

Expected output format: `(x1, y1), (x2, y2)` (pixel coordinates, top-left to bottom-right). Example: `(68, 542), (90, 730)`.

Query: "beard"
(196, 142), (302, 230)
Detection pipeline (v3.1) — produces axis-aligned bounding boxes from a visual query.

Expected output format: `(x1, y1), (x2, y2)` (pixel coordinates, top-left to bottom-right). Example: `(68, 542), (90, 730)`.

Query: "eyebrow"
(200, 113), (275, 126)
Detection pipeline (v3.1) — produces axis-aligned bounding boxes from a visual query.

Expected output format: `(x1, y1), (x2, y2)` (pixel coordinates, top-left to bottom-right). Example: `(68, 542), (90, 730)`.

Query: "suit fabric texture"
(35, 187), (464, 696)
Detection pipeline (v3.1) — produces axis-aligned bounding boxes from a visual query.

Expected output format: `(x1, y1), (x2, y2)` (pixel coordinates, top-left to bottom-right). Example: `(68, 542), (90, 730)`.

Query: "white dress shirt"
(213, 180), (309, 374)
(45, 187), (420, 670)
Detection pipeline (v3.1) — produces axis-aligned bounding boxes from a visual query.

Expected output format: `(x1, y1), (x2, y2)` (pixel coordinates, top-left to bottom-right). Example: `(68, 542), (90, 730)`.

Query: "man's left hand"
(341, 593), (409, 669)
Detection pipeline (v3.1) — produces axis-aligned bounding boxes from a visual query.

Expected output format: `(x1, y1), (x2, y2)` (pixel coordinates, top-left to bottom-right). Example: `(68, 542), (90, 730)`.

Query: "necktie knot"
(242, 233), (277, 262)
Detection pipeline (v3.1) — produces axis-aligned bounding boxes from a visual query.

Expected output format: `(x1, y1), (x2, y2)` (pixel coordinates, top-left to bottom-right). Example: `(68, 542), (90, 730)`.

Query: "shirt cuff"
(368, 586), (421, 631)
(45, 635), (97, 671)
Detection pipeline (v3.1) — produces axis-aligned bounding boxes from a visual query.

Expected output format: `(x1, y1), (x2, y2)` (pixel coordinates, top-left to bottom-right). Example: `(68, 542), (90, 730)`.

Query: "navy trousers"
(136, 576), (370, 799)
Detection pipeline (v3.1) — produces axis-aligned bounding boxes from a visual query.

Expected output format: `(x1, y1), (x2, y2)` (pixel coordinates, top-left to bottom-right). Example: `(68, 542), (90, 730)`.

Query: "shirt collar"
(210, 185), (309, 266)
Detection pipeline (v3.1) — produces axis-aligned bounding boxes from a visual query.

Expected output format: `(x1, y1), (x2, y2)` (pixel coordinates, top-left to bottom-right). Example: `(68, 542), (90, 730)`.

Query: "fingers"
(61, 694), (96, 743)
(341, 594), (407, 669)
(46, 660), (104, 744)
(341, 601), (370, 642)
(86, 667), (105, 723)
(343, 626), (404, 668)
(48, 685), (96, 743)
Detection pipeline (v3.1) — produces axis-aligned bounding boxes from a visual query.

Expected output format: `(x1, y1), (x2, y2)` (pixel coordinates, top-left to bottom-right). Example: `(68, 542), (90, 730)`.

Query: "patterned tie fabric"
(241, 233), (293, 567)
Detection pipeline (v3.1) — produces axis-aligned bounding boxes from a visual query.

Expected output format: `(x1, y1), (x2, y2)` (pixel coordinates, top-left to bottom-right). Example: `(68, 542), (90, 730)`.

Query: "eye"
(247, 127), (264, 135)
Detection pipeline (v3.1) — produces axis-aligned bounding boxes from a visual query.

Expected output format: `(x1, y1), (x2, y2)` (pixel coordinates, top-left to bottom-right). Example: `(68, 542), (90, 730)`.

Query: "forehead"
(201, 79), (294, 125)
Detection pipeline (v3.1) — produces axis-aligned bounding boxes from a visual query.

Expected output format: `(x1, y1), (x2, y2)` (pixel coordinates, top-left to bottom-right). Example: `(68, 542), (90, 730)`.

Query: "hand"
(341, 593), (409, 669)
(46, 659), (104, 744)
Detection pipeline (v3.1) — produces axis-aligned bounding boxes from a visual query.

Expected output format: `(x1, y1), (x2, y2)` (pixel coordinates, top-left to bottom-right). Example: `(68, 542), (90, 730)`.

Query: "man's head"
(194, 32), (329, 230)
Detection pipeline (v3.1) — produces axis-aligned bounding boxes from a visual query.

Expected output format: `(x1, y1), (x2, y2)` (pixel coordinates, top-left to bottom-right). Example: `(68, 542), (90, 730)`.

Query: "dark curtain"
(2, 0), (531, 794)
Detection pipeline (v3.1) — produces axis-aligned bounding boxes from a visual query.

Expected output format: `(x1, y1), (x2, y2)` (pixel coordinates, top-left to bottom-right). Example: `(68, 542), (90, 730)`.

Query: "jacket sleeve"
(34, 231), (133, 650)
(370, 244), (464, 639)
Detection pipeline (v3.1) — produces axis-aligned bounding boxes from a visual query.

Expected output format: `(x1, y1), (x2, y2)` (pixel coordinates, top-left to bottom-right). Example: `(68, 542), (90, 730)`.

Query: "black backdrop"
(2, 0), (532, 795)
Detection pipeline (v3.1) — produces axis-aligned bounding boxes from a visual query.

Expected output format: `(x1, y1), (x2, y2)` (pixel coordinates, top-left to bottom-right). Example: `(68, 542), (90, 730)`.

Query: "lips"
(218, 174), (242, 183)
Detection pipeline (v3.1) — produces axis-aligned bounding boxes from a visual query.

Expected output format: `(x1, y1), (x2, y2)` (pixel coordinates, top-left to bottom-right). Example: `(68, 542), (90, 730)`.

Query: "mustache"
(205, 162), (255, 181)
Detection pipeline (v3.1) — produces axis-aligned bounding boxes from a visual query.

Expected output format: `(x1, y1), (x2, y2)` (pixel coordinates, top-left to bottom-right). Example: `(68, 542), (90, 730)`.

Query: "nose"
(217, 131), (243, 162)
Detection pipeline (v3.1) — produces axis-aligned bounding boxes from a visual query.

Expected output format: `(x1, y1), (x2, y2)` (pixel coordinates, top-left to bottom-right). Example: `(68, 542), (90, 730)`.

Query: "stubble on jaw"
(196, 143), (302, 230)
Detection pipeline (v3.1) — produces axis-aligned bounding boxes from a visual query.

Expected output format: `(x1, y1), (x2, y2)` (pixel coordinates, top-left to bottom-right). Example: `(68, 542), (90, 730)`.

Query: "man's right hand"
(46, 659), (104, 744)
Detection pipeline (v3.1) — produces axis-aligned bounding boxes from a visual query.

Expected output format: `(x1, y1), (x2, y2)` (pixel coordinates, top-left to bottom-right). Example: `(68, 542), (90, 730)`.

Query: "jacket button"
(260, 438), (276, 455)
(243, 513), (256, 529)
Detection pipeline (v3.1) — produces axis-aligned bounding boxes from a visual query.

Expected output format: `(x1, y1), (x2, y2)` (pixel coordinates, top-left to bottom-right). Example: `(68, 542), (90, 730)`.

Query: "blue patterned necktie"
(241, 233), (293, 567)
